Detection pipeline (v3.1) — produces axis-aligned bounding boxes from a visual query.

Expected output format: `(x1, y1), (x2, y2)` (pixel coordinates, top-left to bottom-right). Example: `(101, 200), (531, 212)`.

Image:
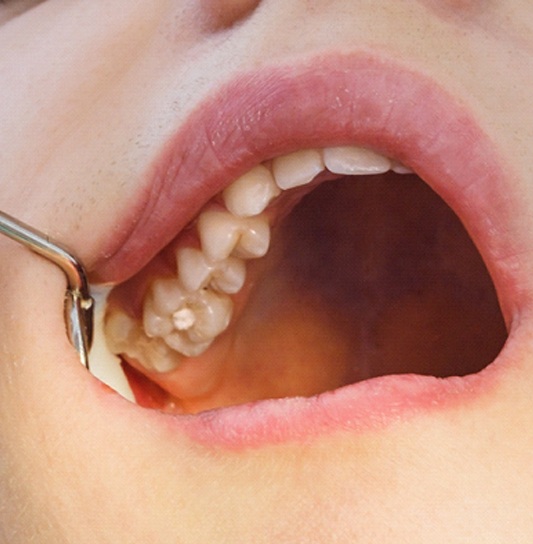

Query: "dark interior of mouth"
(118, 172), (508, 413)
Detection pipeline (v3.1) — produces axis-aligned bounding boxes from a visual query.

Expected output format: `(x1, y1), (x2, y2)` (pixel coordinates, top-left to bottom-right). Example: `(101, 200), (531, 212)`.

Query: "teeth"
(323, 146), (391, 175)
(177, 247), (246, 294)
(197, 209), (270, 262)
(140, 278), (233, 358)
(107, 145), (416, 371)
(391, 161), (413, 174)
(223, 164), (281, 217)
(272, 149), (325, 189)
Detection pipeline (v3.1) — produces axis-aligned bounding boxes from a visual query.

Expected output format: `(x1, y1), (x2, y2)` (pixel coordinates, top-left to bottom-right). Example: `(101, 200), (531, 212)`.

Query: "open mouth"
(88, 54), (522, 447)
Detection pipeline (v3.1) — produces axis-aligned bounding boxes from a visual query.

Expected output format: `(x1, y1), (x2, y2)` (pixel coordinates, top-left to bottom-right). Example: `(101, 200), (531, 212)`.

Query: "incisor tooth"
(177, 247), (246, 294)
(323, 146), (391, 175)
(197, 209), (270, 262)
(272, 149), (324, 190)
(223, 164), (281, 217)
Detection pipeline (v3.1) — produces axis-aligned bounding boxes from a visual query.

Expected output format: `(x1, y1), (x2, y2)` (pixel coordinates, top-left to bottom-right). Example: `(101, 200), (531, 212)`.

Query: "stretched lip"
(93, 52), (528, 449)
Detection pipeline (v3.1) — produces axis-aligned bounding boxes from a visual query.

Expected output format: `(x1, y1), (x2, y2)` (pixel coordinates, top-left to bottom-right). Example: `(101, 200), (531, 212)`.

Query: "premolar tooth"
(223, 164), (281, 217)
(323, 146), (391, 175)
(177, 247), (246, 294)
(197, 209), (270, 261)
(272, 149), (324, 189)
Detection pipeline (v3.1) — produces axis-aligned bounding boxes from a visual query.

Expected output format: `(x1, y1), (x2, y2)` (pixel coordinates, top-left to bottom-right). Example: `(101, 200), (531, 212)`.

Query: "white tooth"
(197, 209), (241, 262)
(143, 297), (175, 338)
(231, 215), (270, 259)
(177, 247), (246, 294)
(163, 332), (213, 358)
(272, 149), (324, 190)
(150, 277), (187, 315)
(223, 164), (281, 217)
(210, 257), (246, 294)
(172, 307), (196, 331)
(323, 146), (391, 175)
(177, 247), (213, 292)
(163, 289), (233, 357)
(104, 310), (138, 353)
(186, 289), (233, 342)
(391, 161), (414, 174)
(138, 335), (184, 373)
(198, 209), (270, 261)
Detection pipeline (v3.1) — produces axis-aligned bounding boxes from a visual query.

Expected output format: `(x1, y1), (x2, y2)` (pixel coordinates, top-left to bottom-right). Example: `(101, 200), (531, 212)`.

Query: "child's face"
(1, 2), (533, 542)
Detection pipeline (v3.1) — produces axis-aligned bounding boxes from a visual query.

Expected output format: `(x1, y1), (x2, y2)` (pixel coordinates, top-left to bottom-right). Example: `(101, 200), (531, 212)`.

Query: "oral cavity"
(104, 145), (413, 373)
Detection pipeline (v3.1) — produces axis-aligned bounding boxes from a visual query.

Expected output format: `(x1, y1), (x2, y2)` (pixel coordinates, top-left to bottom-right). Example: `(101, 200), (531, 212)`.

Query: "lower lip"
(97, 53), (522, 449)
(128, 355), (505, 450)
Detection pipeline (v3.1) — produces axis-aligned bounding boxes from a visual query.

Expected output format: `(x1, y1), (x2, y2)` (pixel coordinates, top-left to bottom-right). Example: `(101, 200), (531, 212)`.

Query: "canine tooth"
(223, 164), (281, 217)
(272, 149), (324, 189)
(198, 209), (270, 261)
(177, 247), (246, 294)
(323, 146), (391, 175)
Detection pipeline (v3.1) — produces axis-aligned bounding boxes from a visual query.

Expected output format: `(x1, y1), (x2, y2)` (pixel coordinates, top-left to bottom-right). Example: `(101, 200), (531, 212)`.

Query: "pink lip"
(94, 53), (527, 449)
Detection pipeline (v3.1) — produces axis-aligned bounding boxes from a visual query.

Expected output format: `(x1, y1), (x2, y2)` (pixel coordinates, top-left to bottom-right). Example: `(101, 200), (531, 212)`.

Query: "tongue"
(119, 173), (508, 414)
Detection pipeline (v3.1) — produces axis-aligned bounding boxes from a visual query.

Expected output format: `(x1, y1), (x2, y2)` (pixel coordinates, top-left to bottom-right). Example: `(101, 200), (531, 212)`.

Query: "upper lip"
(94, 52), (525, 325)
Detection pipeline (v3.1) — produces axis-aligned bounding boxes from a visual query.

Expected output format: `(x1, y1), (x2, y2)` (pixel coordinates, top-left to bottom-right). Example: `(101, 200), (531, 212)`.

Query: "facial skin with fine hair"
(1, 1), (533, 542)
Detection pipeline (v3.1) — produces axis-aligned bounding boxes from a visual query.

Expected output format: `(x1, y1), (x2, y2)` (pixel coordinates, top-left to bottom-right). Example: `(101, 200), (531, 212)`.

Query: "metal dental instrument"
(0, 210), (94, 370)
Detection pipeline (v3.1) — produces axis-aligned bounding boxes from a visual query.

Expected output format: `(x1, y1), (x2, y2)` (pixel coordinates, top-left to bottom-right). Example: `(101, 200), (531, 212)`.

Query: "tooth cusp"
(198, 209), (271, 261)
(272, 149), (324, 189)
(223, 164), (281, 217)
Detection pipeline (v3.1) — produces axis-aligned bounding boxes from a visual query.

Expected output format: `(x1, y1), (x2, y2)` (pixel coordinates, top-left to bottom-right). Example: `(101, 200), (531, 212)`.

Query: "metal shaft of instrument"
(0, 210), (93, 369)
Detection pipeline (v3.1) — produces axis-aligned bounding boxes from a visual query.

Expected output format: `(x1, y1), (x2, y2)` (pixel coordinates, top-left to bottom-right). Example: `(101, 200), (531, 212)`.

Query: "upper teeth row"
(105, 145), (411, 371)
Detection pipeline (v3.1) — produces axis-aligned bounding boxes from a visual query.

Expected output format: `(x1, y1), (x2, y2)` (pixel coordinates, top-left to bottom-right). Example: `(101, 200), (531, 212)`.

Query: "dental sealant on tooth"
(104, 145), (412, 373)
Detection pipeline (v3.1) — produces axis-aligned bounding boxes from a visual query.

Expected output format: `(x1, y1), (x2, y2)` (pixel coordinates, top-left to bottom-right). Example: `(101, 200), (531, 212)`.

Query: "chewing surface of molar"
(105, 145), (413, 370)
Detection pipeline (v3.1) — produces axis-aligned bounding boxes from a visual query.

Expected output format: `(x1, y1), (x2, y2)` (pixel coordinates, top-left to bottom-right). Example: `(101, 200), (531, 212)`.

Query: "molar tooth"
(150, 277), (187, 315)
(183, 289), (233, 343)
(177, 247), (246, 294)
(272, 149), (325, 189)
(143, 297), (175, 338)
(323, 146), (391, 175)
(198, 209), (270, 261)
(163, 289), (233, 356)
(104, 309), (138, 353)
(137, 335), (184, 373)
(223, 164), (281, 217)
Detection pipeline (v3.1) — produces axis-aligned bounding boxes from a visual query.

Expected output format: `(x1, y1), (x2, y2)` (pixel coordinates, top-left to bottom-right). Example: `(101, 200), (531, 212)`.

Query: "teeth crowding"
(105, 145), (412, 372)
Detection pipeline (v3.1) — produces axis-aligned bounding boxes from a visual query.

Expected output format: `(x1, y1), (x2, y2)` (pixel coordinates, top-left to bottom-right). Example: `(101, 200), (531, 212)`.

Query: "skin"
(1, 1), (533, 542)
